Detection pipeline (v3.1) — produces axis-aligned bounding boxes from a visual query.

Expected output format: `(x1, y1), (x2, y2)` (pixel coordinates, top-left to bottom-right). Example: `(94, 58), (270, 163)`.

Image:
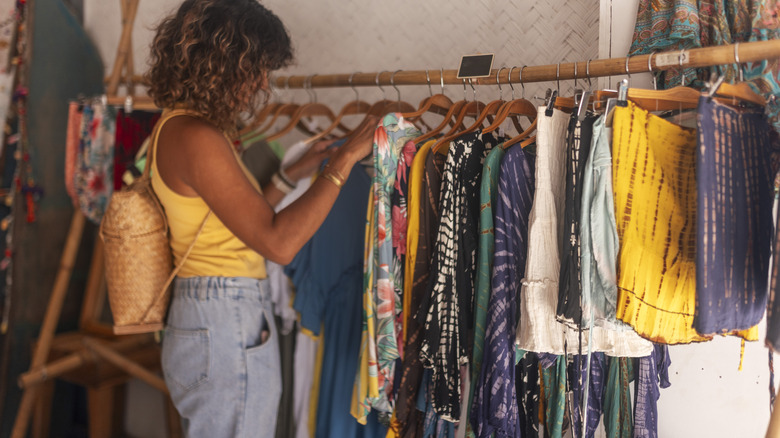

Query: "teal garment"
(540, 356), (567, 438)
(603, 357), (634, 438)
(579, 116), (621, 327)
(467, 145), (506, 430)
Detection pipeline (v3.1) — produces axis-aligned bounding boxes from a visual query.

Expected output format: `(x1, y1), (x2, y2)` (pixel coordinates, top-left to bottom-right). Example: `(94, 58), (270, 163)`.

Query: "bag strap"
(141, 210), (211, 323)
(140, 108), (213, 323)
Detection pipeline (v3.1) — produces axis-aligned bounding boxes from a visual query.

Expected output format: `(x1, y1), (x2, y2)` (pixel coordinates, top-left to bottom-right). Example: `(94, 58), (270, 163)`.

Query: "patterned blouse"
(354, 113), (421, 423)
(419, 131), (497, 421)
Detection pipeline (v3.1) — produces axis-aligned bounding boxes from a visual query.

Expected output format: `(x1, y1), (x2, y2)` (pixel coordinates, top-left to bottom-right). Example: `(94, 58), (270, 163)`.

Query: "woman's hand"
(337, 115), (379, 163)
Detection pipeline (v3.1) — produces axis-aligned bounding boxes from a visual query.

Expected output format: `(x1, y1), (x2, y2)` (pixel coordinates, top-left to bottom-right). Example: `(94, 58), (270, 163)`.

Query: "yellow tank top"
(150, 109), (267, 279)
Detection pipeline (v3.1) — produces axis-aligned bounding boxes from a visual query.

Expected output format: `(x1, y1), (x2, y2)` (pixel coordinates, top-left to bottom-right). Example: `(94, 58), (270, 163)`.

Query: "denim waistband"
(173, 276), (270, 302)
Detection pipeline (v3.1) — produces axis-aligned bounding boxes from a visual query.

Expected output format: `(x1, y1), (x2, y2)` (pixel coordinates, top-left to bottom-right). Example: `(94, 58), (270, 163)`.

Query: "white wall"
(86, 0), (600, 148)
(84, 1), (776, 437)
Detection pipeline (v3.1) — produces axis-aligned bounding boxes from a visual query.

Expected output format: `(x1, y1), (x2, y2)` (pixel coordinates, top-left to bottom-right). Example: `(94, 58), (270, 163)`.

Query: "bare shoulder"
(158, 115), (229, 154)
(156, 115), (235, 196)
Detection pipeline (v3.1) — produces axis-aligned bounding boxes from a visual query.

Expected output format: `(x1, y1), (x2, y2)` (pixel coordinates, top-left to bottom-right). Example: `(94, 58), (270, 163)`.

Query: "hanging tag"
(655, 50), (689, 68)
(545, 90), (558, 117)
(456, 53), (495, 79)
(577, 90), (592, 121)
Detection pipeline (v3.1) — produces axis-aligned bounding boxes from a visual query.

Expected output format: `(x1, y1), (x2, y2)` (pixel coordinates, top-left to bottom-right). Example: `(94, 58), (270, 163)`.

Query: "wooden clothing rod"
(272, 40), (780, 89)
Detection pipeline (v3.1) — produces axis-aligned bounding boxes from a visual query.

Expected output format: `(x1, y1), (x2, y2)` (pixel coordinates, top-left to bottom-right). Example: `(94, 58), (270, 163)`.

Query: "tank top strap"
(144, 108), (210, 179)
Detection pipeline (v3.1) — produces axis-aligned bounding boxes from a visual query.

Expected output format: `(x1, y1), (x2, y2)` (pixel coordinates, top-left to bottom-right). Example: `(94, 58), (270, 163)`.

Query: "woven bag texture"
(100, 174), (172, 328)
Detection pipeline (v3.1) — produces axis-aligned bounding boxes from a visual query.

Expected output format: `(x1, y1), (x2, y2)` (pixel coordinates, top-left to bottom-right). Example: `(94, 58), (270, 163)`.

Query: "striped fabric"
(467, 145), (505, 434)
(694, 96), (772, 339)
(420, 131), (496, 422)
(557, 113), (598, 327)
(471, 144), (535, 438)
(612, 101), (710, 345)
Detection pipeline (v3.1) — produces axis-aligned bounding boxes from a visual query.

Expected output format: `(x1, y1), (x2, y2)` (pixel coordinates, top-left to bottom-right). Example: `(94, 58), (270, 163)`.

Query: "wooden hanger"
(483, 66), (537, 135)
(402, 69), (455, 122)
(265, 75), (344, 142)
(412, 100), (466, 146)
(239, 102), (281, 136)
(705, 68), (766, 107)
(302, 73), (372, 145)
(432, 80), (486, 154)
(239, 76), (295, 137)
(381, 70), (426, 129)
(432, 67), (515, 148)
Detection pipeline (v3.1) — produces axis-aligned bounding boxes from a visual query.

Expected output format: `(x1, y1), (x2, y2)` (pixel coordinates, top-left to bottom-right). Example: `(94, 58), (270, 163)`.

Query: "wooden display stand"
(10, 1), (181, 436)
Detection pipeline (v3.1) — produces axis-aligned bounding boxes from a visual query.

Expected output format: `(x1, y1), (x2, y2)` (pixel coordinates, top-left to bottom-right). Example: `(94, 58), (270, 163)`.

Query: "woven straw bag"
(100, 110), (210, 335)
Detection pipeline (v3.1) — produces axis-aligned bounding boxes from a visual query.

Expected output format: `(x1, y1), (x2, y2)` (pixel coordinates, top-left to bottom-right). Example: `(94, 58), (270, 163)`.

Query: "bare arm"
(156, 116), (377, 265)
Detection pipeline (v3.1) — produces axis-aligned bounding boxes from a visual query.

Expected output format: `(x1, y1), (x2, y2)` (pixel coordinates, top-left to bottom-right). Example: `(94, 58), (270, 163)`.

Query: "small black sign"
(456, 53), (495, 79)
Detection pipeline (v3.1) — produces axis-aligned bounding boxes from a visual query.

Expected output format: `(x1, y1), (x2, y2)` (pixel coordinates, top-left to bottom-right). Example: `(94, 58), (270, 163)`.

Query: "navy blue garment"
(285, 163), (387, 438)
(471, 144), (535, 438)
(569, 353), (607, 438)
(694, 96), (774, 336)
(633, 345), (671, 438)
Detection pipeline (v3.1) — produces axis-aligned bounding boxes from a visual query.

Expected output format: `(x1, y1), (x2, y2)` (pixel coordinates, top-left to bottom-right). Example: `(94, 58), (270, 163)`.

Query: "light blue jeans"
(161, 277), (281, 438)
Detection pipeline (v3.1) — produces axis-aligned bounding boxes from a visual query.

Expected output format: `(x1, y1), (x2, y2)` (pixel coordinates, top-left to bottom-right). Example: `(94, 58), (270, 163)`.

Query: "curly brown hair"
(145, 0), (293, 131)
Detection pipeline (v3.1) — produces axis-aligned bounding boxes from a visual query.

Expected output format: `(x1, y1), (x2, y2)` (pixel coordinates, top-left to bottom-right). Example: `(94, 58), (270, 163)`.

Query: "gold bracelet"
(323, 164), (347, 185)
(320, 171), (344, 189)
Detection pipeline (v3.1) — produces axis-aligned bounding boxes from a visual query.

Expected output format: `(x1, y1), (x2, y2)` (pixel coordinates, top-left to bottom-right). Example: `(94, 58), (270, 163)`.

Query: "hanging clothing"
(397, 144), (447, 438)
(579, 115), (654, 356)
(420, 130), (497, 421)
(557, 113), (598, 327)
(628, 0), (702, 89)
(360, 113), (422, 421)
(285, 164), (386, 438)
(694, 96), (772, 338)
(569, 353), (607, 438)
(768, 170), (780, 352)
(467, 144), (505, 435)
(113, 108), (159, 190)
(75, 101), (115, 224)
(515, 107), (579, 354)
(392, 138), (420, 356)
(633, 345), (672, 438)
(471, 143), (535, 438)
(403, 139), (435, 342)
(265, 140), (313, 335)
(612, 101), (710, 344)
(355, 113), (421, 424)
(355, 185), (379, 425)
(418, 369), (456, 438)
(602, 357), (634, 438)
(515, 352), (541, 438)
(629, 0), (780, 131)
(580, 116), (621, 329)
(65, 102), (82, 207)
(293, 330), (319, 438)
(539, 354), (567, 438)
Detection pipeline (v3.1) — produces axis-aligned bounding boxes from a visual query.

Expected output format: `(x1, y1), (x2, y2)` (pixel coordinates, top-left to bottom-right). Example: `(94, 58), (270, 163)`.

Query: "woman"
(145, 1), (376, 436)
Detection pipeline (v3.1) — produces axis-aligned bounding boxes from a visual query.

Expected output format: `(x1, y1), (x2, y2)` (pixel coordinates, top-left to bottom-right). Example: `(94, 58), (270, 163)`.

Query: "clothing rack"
(103, 40), (780, 111)
(269, 40), (780, 89)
